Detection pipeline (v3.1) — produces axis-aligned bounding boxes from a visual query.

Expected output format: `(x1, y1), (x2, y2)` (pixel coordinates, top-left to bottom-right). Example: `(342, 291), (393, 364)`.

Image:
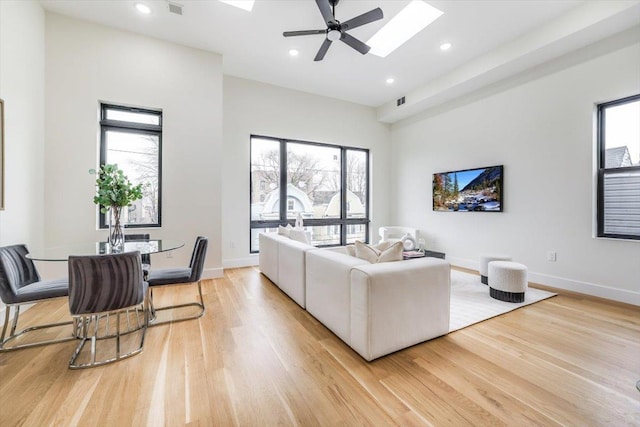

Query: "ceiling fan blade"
(283, 29), (326, 37)
(315, 0), (336, 25)
(341, 8), (384, 31)
(340, 33), (370, 55)
(314, 38), (332, 61)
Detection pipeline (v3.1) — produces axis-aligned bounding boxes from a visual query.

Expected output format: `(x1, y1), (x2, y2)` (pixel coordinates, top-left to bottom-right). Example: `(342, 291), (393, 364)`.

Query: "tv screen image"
(433, 165), (503, 212)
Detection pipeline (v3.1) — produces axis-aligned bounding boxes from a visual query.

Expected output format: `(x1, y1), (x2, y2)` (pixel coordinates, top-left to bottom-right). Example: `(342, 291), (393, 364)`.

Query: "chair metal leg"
(0, 303), (75, 352)
(148, 280), (206, 327)
(69, 304), (148, 369)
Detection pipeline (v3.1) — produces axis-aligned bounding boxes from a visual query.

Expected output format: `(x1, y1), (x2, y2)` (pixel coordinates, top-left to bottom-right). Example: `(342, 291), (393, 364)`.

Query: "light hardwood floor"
(1, 266), (639, 426)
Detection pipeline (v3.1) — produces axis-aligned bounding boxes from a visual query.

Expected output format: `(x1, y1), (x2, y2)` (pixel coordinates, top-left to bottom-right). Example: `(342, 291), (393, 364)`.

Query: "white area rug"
(449, 270), (557, 332)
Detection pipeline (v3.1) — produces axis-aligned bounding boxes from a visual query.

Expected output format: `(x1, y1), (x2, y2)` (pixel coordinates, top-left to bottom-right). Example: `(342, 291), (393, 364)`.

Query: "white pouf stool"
(488, 261), (528, 303)
(479, 254), (512, 285)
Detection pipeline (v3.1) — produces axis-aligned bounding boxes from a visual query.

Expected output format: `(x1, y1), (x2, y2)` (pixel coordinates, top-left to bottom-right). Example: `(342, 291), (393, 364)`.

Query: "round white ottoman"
(488, 261), (528, 303)
(479, 254), (512, 285)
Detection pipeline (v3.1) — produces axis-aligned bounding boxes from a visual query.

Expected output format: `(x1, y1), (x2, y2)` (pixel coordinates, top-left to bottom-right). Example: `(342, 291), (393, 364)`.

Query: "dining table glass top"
(26, 239), (185, 261)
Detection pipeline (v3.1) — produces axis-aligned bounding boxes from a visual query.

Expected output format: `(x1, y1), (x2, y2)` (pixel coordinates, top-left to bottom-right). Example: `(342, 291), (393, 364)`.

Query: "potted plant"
(90, 164), (143, 248)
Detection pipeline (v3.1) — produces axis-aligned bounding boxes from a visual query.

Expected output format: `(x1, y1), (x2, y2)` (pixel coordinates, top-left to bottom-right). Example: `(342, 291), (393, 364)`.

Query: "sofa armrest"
(350, 258), (451, 361)
(305, 249), (370, 341)
(278, 238), (317, 308)
(258, 233), (283, 284)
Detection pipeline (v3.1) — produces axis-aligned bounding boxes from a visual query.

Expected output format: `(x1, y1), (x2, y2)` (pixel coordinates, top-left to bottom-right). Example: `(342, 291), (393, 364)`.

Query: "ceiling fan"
(283, 0), (384, 61)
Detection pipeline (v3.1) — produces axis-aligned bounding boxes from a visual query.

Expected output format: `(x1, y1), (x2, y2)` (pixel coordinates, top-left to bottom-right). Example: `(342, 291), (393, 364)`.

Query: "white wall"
(45, 13), (223, 277)
(0, 1), (46, 317)
(390, 35), (640, 304)
(222, 76), (391, 267)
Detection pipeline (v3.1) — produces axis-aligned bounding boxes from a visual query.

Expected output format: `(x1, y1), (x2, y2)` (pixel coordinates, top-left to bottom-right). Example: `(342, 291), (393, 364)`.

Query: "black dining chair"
(0, 244), (74, 351)
(125, 233), (151, 277)
(68, 251), (148, 369)
(146, 236), (208, 325)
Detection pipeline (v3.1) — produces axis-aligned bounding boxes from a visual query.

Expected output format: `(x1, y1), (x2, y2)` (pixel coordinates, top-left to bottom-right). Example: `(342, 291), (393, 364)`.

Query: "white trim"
(202, 267), (224, 279)
(447, 256), (639, 306)
(223, 255), (259, 269)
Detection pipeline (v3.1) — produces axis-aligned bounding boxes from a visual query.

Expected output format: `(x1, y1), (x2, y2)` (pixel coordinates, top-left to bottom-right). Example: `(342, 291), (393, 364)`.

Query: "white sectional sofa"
(258, 232), (316, 308)
(258, 233), (451, 361)
(305, 248), (450, 361)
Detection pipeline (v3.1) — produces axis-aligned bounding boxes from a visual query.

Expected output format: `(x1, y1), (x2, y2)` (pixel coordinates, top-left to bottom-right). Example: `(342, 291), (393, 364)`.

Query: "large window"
(250, 135), (369, 252)
(597, 94), (640, 240)
(99, 103), (162, 228)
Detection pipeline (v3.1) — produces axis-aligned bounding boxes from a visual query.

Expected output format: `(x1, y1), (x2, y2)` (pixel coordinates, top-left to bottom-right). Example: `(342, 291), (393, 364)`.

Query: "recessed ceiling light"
(289, 49), (299, 57)
(440, 42), (452, 51)
(367, 1), (444, 58)
(219, 0), (255, 12)
(386, 77), (395, 84)
(135, 3), (151, 15)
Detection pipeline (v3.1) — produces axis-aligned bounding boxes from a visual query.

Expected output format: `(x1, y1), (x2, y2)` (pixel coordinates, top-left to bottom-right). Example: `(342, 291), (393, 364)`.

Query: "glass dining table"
(26, 239), (185, 261)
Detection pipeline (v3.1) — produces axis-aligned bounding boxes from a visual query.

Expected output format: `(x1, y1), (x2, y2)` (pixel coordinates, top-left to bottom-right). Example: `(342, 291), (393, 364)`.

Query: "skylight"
(219, 0), (254, 12)
(367, 1), (444, 58)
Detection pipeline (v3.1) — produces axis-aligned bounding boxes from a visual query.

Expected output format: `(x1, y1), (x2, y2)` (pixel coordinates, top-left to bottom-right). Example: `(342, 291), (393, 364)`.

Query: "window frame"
(596, 93), (640, 240)
(98, 103), (163, 229)
(250, 135), (370, 252)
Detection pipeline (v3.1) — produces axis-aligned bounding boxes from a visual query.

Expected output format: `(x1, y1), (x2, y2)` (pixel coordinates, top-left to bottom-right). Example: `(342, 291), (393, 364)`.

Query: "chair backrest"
(0, 244), (41, 303)
(68, 251), (145, 315)
(125, 233), (151, 265)
(188, 236), (208, 283)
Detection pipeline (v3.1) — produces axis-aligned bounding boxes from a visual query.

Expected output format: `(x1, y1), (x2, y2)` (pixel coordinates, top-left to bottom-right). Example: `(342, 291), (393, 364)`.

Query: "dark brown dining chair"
(146, 236), (208, 325)
(0, 244), (74, 351)
(67, 251), (148, 369)
(125, 233), (151, 277)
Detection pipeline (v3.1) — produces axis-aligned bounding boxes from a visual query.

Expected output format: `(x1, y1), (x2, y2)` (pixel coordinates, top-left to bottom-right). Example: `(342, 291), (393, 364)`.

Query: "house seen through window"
(597, 94), (640, 239)
(250, 135), (369, 252)
(99, 103), (162, 228)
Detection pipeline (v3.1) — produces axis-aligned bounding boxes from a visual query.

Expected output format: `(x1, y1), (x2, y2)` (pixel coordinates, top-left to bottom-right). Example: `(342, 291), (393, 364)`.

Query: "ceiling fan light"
(289, 49), (299, 57)
(440, 42), (452, 51)
(327, 29), (342, 42)
(367, 0), (444, 58)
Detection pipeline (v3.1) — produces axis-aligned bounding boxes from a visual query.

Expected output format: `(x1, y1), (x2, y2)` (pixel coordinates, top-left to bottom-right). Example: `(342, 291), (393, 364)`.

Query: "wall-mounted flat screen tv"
(433, 165), (503, 212)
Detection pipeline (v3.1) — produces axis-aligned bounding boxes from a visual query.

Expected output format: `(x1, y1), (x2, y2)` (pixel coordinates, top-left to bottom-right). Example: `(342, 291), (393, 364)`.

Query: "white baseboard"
(447, 256), (639, 306)
(223, 255), (259, 269)
(203, 267), (224, 279)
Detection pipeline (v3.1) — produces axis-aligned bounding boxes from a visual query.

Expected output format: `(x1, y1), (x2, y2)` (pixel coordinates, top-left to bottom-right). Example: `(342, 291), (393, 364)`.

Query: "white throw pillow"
(345, 245), (356, 257)
(289, 229), (310, 244)
(354, 240), (403, 263)
(278, 224), (293, 237)
(374, 240), (393, 251)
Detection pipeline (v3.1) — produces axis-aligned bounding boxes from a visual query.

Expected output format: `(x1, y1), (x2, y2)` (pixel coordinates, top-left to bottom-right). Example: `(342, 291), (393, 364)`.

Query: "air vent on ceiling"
(168, 2), (183, 15)
(397, 96), (406, 106)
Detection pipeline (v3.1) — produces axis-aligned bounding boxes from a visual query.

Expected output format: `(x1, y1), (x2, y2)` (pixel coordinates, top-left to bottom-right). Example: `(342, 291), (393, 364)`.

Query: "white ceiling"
(40, 0), (640, 122)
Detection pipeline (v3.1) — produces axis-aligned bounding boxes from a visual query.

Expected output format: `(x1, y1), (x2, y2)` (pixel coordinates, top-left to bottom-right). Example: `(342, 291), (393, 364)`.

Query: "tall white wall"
(0, 1), (46, 317)
(390, 35), (640, 304)
(222, 76), (391, 267)
(45, 13), (223, 277)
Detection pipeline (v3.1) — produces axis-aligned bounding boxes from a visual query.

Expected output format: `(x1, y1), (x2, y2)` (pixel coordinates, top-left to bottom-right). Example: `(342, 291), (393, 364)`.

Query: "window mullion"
(279, 139), (287, 224)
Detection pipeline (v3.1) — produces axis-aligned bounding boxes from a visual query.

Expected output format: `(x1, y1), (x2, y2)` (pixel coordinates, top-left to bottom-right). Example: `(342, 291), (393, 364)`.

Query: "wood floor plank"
(1, 267), (638, 426)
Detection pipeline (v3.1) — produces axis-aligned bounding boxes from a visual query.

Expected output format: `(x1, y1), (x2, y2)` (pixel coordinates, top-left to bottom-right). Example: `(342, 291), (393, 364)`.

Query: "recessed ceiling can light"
(367, 0), (444, 58)
(440, 42), (452, 51)
(386, 77), (395, 84)
(289, 49), (299, 57)
(135, 3), (151, 14)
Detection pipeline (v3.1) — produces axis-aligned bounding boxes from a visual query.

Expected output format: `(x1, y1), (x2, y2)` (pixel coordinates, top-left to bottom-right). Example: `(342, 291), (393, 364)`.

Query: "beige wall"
(44, 13), (223, 277)
(0, 1), (46, 317)
(222, 76), (391, 267)
(390, 31), (640, 304)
